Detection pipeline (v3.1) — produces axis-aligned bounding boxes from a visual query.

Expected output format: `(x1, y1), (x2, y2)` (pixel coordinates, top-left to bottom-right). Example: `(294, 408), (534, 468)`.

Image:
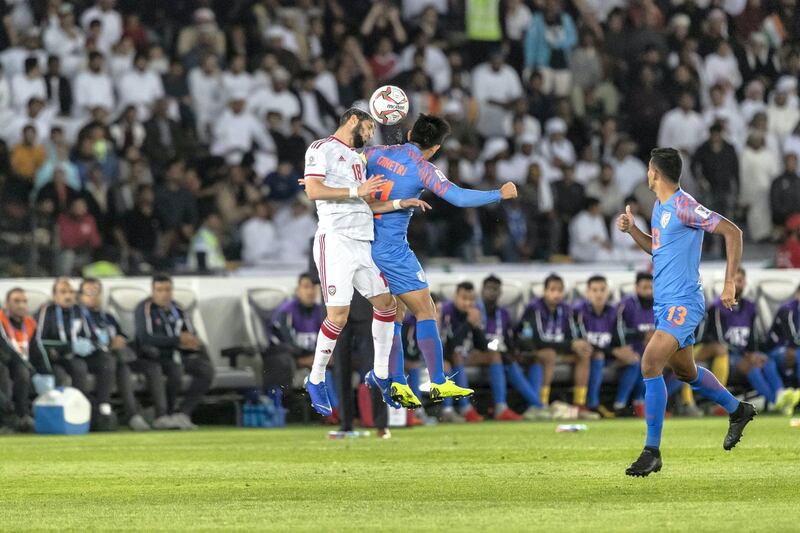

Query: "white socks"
(371, 306), (396, 379)
(309, 318), (342, 384)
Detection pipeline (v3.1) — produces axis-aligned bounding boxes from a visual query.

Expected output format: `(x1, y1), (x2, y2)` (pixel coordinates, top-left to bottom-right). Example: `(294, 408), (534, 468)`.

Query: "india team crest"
(660, 212), (671, 229)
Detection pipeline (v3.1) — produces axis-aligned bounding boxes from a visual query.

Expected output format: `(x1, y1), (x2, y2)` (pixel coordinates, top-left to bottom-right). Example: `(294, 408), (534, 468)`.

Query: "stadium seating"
(1, 269), (797, 409)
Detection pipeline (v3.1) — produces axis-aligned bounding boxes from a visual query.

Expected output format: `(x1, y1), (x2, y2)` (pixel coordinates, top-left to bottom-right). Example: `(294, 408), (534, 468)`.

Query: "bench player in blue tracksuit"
(617, 147), (756, 477)
(362, 114), (518, 407)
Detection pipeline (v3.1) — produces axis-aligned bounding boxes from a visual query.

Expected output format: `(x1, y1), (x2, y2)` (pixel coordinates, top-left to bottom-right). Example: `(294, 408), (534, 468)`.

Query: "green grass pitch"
(1, 416), (798, 531)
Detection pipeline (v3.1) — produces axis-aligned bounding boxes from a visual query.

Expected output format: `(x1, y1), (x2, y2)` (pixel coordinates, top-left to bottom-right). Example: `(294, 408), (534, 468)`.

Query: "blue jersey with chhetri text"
(365, 143), (501, 243)
(651, 189), (720, 306)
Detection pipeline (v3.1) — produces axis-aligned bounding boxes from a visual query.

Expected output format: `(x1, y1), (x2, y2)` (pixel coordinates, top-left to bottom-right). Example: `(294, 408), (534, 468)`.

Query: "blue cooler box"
(33, 387), (92, 435)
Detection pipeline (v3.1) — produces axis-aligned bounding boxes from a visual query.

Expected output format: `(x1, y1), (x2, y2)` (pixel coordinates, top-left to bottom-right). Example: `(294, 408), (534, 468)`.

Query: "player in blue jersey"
(363, 114), (518, 407)
(616, 147), (756, 477)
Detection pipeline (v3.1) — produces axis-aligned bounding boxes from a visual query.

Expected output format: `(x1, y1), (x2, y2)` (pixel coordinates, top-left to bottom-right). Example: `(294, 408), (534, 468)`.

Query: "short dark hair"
(650, 148), (682, 183)
(585, 197), (601, 209)
(79, 277), (101, 293)
(24, 57), (38, 73)
(152, 273), (173, 286)
(587, 275), (607, 287)
(737, 267), (746, 276)
(5, 287), (25, 302)
(482, 274), (502, 287)
(298, 272), (317, 285)
(410, 114), (451, 150)
(635, 271), (654, 284)
(52, 276), (73, 295)
(456, 281), (475, 293)
(544, 273), (564, 290)
(339, 107), (372, 126)
(88, 51), (103, 62)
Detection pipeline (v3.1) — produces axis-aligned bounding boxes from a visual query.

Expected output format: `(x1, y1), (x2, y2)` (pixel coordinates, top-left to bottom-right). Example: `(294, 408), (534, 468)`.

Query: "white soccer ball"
(369, 85), (409, 125)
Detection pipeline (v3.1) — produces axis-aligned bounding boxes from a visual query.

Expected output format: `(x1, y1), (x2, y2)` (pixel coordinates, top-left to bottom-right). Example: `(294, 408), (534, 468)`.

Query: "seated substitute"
(700, 268), (799, 415)
(574, 275), (640, 419)
(440, 281), (522, 422)
(76, 278), (153, 431)
(479, 275), (550, 420)
(263, 272), (336, 415)
(617, 272), (656, 416)
(35, 277), (116, 430)
(516, 274), (595, 418)
(762, 283), (800, 416)
(0, 288), (48, 433)
(134, 274), (215, 430)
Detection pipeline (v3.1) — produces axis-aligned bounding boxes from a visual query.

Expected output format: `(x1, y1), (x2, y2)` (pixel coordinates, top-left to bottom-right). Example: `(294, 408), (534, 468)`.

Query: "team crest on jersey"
(416, 270), (427, 283)
(694, 204), (711, 219)
(660, 212), (671, 228)
(307, 155), (315, 165)
(327, 285), (336, 296)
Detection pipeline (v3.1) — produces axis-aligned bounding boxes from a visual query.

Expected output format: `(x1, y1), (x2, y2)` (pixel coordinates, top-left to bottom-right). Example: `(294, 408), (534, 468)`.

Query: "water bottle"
(556, 424), (588, 433)
(327, 430), (371, 439)
(242, 403), (252, 427)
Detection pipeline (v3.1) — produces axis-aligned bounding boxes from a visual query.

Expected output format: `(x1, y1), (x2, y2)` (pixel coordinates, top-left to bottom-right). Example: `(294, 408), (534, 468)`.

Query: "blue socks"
(416, 319), (446, 384)
(763, 354), (785, 393)
(527, 363), (542, 395)
(487, 362), (507, 408)
(644, 375), (667, 449)
(633, 375), (645, 402)
(453, 365), (471, 408)
(408, 367), (422, 402)
(688, 366), (739, 414)
(746, 367), (775, 403)
(666, 374), (683, 397)
(615, 362), (640, 407)
(325, 369), (339, 408)
(389, 323), (407, 384)
(506, 362), (543, 407)
(588, 359), (604, 409)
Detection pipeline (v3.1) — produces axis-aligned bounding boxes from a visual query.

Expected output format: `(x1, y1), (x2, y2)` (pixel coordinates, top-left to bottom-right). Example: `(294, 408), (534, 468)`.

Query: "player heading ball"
(364, 113), (518, 407)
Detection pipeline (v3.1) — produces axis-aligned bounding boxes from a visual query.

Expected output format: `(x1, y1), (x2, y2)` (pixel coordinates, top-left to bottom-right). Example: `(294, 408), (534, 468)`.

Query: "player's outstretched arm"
(301, 174), (386, 201)
(713, 217), (743, 309)
(616, 205), (652, 255)
(426, 167), (517, 207)
(368, 198), (432, 214)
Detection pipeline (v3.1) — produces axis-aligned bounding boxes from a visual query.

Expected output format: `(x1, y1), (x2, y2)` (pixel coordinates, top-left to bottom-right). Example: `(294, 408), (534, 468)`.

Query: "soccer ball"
(369, 85), (409, 125)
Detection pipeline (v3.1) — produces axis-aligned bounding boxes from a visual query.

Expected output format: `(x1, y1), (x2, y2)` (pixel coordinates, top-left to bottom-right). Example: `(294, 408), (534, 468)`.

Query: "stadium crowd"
(0, 1), (799, 275)
(2, 269), (800, 432)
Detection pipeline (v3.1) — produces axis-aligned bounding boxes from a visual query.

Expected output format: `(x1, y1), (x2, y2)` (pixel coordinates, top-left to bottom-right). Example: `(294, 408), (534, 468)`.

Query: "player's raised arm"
(422, 165), (517, 207)
(713, 217), (743, 309)
(616, 205), (653, 255)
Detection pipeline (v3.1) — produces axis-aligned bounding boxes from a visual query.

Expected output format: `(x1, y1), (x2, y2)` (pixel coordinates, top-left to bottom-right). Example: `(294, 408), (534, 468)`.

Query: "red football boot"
(495, 408), (523, 421)
(463, 409), (484, 423)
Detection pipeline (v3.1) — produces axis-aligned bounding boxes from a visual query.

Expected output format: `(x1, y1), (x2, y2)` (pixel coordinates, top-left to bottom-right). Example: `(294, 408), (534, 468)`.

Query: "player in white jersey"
(301, 107), (430, 416)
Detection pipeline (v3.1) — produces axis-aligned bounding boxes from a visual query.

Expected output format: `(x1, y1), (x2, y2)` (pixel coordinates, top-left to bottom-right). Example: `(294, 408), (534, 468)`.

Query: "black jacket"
(134, 298), (192, 359)
(45, 73), (73, 116)
(34, 303), (81, 366)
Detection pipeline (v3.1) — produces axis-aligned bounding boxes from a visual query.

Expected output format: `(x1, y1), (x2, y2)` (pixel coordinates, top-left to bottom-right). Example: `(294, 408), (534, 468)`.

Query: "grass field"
(0, 416), (798, 532)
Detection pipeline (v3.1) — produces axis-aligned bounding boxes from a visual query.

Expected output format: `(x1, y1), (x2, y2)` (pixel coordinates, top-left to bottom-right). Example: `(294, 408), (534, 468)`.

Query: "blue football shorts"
(654, 300), (705, 349)
(371, 240), (428, 295)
